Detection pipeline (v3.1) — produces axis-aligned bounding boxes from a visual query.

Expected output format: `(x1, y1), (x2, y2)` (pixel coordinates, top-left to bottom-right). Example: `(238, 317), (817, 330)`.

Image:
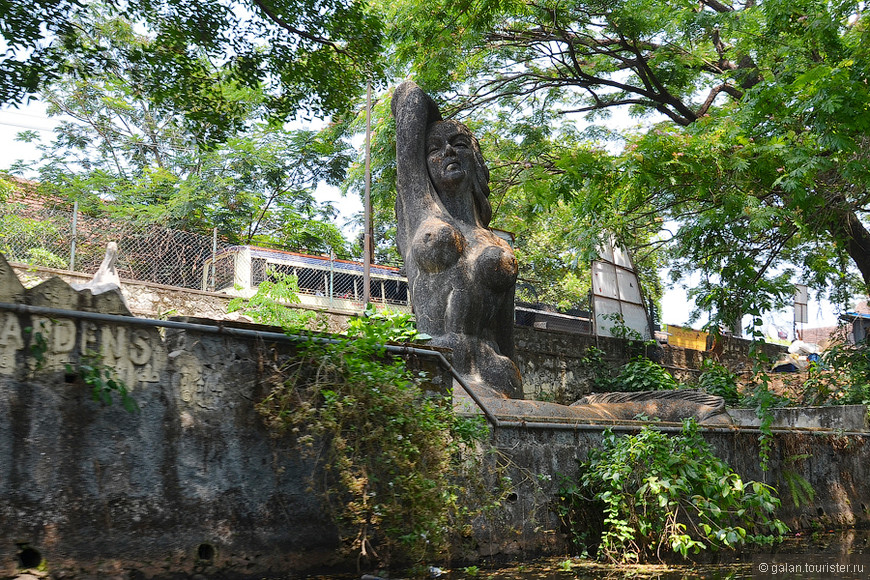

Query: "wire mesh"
(1, 202), (591, 326)
(1, 202), (234, 290)
(0, 202), (414, 314)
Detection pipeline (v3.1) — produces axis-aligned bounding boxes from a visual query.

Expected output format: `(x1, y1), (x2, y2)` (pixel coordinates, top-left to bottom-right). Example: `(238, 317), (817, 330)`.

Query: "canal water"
(299, 528), (870, 580)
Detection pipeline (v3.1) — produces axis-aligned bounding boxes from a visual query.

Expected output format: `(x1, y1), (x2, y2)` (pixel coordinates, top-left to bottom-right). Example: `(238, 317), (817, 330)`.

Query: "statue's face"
(426, 121), (475, 194)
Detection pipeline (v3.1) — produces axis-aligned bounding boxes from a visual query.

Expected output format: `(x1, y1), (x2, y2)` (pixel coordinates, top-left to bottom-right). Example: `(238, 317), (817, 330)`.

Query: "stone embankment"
(1, 256), (868, 579)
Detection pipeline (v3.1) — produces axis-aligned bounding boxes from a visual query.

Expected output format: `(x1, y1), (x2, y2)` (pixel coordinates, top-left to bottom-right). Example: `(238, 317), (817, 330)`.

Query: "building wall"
(13, 263), (786, 405)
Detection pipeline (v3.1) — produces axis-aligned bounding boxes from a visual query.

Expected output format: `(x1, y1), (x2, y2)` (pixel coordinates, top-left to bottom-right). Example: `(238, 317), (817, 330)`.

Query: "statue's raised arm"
(392, 81), (443, 255)
(391, 81), (522, 399)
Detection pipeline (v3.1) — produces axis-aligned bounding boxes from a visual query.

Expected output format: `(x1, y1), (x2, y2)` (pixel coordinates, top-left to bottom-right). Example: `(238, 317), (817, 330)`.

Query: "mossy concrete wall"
(1, 263), (863, 579)
(12, 263), (783, 404)
(514, 326), (786, 402)
(487, 423), (870, 564)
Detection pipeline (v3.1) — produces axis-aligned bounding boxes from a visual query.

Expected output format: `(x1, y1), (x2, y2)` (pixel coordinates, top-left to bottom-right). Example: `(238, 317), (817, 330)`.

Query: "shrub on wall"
(696, 359), (740, 406)
(557, 420), (787, 563)
(235, 282), (498, 566)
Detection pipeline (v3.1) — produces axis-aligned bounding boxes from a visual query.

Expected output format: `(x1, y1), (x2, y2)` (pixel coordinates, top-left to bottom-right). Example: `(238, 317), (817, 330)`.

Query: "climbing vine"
(239, 281), (499, 566)
(558, 420), (787, 563)
(67, 350), (139, 413)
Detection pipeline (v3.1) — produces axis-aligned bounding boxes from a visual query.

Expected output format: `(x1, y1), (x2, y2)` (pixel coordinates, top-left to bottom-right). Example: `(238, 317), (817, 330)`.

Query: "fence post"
(329, 250), (335, 309)
(210, 227), (217, 291)
(363, 79), (373, 310)
(69, 200), (78, 272)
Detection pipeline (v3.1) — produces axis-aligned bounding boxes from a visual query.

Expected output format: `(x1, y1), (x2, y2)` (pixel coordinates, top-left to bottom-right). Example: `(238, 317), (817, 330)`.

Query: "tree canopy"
(378, 0), (870, 324)
(1, 0), (383, 141)
(4, 0), (870, 325)
(12, 14), (353, 257)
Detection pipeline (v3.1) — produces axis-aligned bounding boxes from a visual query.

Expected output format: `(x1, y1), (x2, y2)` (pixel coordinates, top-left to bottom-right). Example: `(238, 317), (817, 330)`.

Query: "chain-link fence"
(1, 202), (234, 290)
(0, 202), (414, 314)
(1, 201), (595, 327)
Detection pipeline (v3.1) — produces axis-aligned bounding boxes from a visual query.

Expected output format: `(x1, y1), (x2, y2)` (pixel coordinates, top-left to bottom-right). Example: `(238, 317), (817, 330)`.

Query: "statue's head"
(425, 120), (492, 226)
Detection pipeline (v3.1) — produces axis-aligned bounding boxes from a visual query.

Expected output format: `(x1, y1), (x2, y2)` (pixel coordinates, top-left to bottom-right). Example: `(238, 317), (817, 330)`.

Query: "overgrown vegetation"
(812, 337), (870, 405)
(0, 203), (68, 269)
(695, 359), (741, 407)
(227, 272), (317, 329)
(558, 420), (788, 563)
(604, 357), (680, 393)
(239, 276), (501, 566)
(67, 350), (139, 413)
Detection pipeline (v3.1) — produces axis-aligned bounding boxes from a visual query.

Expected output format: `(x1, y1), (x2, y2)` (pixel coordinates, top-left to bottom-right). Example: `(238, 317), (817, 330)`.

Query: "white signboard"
(591, 236), (652, 340)
(794, 284), (808, 324)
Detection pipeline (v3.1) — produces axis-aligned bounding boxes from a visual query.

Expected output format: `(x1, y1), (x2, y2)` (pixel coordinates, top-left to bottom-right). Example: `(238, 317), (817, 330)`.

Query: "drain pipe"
(2, 302), (867, 437)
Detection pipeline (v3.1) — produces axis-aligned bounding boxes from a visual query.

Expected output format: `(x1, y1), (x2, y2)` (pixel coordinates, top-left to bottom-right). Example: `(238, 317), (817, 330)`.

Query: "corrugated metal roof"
(842, 311), (870, 320)
(245, 246), (404, 279)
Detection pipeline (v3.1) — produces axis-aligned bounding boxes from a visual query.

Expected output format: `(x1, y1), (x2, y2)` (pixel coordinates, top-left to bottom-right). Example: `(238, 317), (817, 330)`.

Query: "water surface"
(299, 528), (870, 580)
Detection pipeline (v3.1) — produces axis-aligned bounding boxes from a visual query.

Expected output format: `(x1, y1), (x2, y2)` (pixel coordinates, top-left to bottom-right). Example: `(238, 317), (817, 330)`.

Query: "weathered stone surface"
(0, 253), (25, 303)
(458, 389), (731, 425)
(729, 404), (869, 431)
(572, 390), (731, 424)
(485, 424), (870, 562)
(26, 276), (132, 316)
(393, 81), (521, 399)
(8, 263), (784, 401)
(0, 263), (869, 577)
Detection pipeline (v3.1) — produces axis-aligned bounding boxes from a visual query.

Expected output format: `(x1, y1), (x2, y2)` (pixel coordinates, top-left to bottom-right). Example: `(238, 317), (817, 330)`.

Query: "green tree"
(13, 14), (352, 256)
(0, 0), (383, 141)
(338, 85), (664, 308)
(383, 0), (870, 324)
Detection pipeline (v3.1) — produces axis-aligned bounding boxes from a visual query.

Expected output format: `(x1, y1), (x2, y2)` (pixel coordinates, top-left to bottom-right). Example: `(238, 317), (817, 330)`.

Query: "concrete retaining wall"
(13, 264), (786, 404)
(2, 266), (860, 579)
(514, 325), (786, 402)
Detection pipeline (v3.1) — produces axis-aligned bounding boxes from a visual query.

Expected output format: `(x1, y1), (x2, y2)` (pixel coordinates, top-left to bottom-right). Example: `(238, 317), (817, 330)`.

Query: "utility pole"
(69, 200), (78, 271)
(363, 80), (373, 307)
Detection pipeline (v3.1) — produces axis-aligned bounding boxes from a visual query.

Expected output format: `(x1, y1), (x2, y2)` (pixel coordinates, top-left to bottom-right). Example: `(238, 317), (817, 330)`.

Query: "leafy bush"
(227, 271), (316, 329)
(558, 420), (787, 563)
(606, 356), (679, 392)
(0, 212), (67, 266)
(696, 359), (740, 406)
(819, 337), (870, 405)
(236, 277), (494, 565)
(347, 303), (431, 343)
(25, 247), (68, 269)
(581, 345), (679, 393)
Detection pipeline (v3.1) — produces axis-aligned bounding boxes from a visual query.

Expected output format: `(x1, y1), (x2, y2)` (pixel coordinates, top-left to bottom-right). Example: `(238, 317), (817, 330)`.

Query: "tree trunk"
(824, 202), (870, 296)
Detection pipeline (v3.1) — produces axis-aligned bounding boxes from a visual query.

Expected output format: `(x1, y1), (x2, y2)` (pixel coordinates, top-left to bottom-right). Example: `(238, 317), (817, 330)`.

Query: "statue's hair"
(427, 120), (492, 227)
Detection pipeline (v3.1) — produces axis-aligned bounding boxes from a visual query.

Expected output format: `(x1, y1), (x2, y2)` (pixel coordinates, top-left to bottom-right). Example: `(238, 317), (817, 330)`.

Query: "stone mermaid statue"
(391, 81), (731, 424)
(392, 81), (522, 399)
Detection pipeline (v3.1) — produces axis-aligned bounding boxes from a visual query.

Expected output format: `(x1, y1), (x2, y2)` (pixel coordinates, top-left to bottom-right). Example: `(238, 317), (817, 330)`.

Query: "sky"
(0, 102), (843, 333)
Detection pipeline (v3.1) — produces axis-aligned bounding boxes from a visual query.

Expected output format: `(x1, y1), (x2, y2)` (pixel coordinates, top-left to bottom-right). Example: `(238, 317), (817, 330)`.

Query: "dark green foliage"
(821, 337), (870, 405)
(605, 357), (679, 393)
(11, 13), (353, 253)
(227, 272), (317, 329)
(1, 1), (384, 139)
(243, 280), (497, 564)
(68, 351), (139, 413)
(382, 0), (870, 322)
(558, 420), (787, 563)
(696, 359), (740, 407)
(580, 345), (679, 394)
(794, 335), (870, 406)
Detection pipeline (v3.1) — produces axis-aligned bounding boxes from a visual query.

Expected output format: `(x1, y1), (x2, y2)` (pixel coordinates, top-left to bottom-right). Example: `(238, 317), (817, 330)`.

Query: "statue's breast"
(411, 217), (466, 273)
(473, 235), (518, 292)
